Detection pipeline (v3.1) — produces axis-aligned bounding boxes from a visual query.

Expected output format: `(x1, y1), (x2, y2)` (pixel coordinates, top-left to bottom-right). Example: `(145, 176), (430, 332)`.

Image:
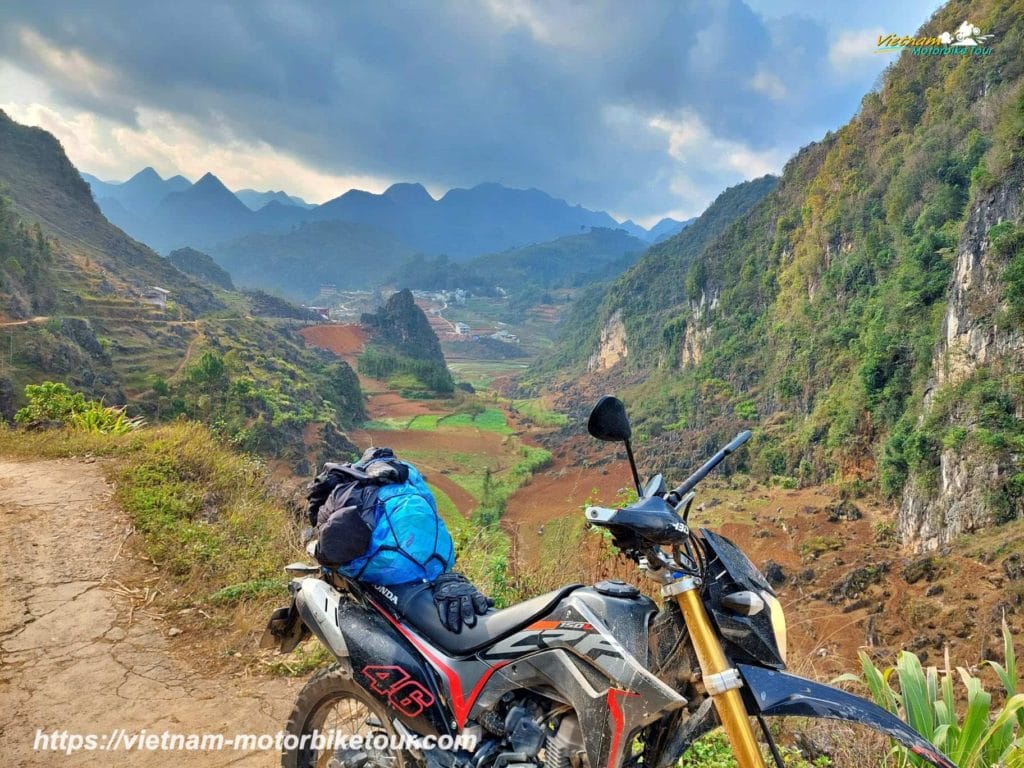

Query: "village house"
(141, 286), (170, 309)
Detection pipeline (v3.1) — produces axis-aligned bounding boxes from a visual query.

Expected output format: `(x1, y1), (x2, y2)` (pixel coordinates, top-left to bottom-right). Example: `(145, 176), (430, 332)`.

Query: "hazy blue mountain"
(648, 216), (696, 243)
(82, 167), (191, 219)
(297, 181), (647, 260)
(141, 172), (256, 251)
(167, 246), (234, 289)
(616, 219), (654, 240)
(91, 195), (144, 237)
(424, 182), (622, 260)
(389, 227), (648, 296)
(470, 227), (647, 289)
(382, 182), (434, 206)
(234, 188), (313, 210)
(210, 219), (414, 300)
(80, 172), (114, 198)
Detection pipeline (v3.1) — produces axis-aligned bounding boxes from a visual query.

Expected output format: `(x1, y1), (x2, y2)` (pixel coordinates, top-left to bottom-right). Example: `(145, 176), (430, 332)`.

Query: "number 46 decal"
(362, 665), (436, 717)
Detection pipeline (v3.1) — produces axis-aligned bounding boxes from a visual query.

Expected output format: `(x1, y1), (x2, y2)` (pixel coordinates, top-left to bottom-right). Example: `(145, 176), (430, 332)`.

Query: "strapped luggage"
(307, 448), (455, 585)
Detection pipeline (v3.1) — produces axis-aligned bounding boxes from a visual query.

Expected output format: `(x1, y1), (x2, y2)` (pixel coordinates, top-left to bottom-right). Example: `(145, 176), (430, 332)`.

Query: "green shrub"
(509, 398), (569, 427)
(359, 345), (453, 394)
(874, 520), (898, 546)
(942, 427), (968, 451)
(799, 535), (843, 560)
(734, 400), (758, 420)
(113, 422), (295, 585)
(15, 382), (142, 434)
(14, 381), (88, 423)
(771, 475), (798, 489)
(681, 730), (831, 767)
(69, 405), (144, 434)
(992, 223), (1024, 324)
(837, 621), (1024, 768)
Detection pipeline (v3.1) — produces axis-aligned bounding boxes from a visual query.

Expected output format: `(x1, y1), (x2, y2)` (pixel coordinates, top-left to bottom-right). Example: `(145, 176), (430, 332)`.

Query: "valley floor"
(300, 323), (1023, 679)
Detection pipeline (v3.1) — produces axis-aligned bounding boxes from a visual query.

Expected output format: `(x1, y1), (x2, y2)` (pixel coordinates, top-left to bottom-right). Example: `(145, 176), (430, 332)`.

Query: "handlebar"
(667, 430), (751, 503)
(723, 430), (753, 454)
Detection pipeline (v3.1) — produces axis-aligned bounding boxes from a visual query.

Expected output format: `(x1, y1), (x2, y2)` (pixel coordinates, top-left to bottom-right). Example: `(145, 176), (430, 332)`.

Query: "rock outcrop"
(588, 309), (628, 372)
(899, 169), (1023, 551)
(679, 289), (718, 369)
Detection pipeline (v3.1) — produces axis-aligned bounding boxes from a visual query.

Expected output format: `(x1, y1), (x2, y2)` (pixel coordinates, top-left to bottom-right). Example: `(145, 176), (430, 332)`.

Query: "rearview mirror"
(588, 396), (632, 442)
(643, 474), (666, 498)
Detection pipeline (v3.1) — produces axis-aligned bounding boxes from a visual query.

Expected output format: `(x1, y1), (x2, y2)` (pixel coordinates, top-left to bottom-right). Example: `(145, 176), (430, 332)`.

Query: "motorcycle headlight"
(763, 591), (787, 665)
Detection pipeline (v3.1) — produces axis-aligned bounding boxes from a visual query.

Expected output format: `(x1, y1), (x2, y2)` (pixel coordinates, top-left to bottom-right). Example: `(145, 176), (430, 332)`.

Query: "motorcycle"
(263, 395), (957, 768)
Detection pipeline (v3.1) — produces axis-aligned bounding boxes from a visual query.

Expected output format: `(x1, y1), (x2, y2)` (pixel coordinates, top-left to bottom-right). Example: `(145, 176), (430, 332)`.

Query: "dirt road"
(0, 458), (300, 766)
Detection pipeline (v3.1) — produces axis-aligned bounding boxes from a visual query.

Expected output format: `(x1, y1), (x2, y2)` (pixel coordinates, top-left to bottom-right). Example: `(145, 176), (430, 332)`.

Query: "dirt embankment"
(0, 458), (298, 767)
(298, 323), (366, 366)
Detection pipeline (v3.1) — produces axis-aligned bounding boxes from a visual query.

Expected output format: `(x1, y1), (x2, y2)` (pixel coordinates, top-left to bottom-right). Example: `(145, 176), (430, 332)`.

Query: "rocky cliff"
(900, 164), (1024, 550)
(588, 310), (628, 372)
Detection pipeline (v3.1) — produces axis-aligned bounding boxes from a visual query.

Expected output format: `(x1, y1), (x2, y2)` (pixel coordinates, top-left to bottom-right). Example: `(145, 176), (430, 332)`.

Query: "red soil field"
(351, 427), (508, 458)
(299, 324), (367, 364)
(349, 427), (509, 519)
(504, 456), (633, 563)
(364, 391), (445, 420)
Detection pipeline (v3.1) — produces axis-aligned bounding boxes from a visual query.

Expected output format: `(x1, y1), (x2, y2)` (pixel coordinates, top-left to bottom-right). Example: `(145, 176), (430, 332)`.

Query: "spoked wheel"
(282, 664), (415, 768)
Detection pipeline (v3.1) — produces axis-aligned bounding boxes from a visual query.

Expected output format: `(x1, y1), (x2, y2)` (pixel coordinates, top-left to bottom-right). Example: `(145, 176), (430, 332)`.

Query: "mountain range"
(80, 168), (692, 261)
(0, 109), (364, 463)
(234, 188), (313, 211)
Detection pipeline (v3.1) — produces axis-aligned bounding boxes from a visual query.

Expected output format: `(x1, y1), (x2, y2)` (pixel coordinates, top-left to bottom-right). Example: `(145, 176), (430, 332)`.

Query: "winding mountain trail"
(0, 458), (299, 766)
(0, 315), (48, 327)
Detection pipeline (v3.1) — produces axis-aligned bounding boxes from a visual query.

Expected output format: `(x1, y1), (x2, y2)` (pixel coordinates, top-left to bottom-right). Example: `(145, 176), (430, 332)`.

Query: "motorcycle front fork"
(663, 577), (768, 768)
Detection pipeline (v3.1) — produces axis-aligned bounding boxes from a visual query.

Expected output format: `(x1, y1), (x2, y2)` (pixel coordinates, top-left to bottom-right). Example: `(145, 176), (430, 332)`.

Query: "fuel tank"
(570, 581), (658, 664)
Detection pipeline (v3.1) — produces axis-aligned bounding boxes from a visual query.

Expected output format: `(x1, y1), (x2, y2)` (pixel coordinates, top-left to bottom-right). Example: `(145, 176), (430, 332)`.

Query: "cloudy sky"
(0, 0), (941, 225)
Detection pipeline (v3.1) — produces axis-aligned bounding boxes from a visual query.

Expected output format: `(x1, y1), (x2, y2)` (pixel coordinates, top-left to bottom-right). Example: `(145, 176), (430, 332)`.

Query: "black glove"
(358, 446), (395, 465)
(364, 458), (408, 484)
(432, 572), (494, 633)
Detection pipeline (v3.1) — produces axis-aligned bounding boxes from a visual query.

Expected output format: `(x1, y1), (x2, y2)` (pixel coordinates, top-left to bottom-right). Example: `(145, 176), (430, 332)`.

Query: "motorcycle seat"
(376, 582), (584, 657)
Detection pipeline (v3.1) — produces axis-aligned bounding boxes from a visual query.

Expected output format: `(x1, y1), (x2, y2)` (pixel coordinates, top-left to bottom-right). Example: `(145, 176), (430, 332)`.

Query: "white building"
(142, 286), (170, 309)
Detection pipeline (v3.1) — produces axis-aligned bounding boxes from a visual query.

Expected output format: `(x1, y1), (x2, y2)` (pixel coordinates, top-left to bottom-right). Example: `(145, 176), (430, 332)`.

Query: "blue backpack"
(311, 455), (455, 585)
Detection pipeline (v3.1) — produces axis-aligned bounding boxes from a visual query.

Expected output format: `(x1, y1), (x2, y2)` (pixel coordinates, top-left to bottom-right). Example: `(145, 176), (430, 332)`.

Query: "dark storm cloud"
(0, 0), (917, 218)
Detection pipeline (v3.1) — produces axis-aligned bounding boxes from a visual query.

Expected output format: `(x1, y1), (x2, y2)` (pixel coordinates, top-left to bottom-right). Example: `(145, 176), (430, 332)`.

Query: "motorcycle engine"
(467, 694), (587, 768)
(543, 715), (585, 768)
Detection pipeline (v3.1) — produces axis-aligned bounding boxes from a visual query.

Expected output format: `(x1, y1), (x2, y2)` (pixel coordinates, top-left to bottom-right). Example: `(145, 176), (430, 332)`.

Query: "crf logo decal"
(362, 665), (435, 717)
(483, 627), (620, 660)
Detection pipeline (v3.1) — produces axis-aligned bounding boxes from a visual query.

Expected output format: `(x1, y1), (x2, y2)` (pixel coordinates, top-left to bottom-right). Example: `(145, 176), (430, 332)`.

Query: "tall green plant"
(837, 620), (1024, 768)
(15, 381), (142, 433)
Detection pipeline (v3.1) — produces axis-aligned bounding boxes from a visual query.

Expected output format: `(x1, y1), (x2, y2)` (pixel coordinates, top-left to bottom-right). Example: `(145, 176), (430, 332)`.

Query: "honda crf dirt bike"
(264, 396), (957, 768)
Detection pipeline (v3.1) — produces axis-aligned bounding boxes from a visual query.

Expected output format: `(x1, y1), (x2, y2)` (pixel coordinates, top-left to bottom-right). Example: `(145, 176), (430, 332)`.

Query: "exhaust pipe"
(293, 578), (350, 658)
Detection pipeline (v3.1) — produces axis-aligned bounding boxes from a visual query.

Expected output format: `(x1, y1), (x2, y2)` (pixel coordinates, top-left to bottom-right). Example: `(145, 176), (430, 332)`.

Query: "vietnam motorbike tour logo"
(876, 20), (995, 56)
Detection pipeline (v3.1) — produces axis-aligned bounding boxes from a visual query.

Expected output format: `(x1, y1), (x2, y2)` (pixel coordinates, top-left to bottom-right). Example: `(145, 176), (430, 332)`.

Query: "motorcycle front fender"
(738, 664), (958, 768)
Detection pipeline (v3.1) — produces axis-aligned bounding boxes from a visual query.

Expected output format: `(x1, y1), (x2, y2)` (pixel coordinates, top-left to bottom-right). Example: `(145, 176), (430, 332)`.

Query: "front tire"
(282, 663), (416, 768)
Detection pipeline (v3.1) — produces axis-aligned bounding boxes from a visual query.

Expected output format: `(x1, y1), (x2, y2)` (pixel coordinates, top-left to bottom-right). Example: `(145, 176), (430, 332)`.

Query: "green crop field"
(447, 360), (529, 390)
